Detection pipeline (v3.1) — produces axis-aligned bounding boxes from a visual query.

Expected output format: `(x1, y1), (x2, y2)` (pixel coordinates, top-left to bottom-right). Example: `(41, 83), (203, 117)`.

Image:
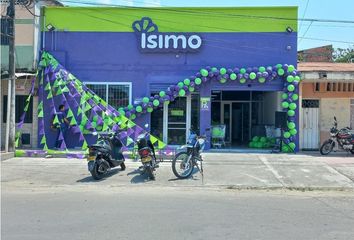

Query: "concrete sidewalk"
(1, 152), (354, 191)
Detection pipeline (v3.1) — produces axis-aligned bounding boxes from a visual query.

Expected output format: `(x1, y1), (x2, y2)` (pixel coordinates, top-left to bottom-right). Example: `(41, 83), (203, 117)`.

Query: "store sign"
(200, 97), (210, 111)
(132, 17), (202, 52)
(170, 110), (184, 117)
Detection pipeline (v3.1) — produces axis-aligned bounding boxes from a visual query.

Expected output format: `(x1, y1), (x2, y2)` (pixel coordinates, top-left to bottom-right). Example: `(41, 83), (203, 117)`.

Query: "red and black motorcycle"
(320, 117), (354, 155)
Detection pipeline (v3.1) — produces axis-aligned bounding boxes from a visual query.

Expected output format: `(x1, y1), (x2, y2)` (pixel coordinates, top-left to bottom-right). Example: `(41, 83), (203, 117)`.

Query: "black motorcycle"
(87, 132), (126, 180)
(172, 129), (208, 180)
(320, 117), (354, 155)
(136, 127), (158, 180)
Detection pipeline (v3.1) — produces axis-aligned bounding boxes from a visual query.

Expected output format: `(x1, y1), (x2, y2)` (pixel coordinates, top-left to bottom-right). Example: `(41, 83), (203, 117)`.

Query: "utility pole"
(7, 0), (16, 152)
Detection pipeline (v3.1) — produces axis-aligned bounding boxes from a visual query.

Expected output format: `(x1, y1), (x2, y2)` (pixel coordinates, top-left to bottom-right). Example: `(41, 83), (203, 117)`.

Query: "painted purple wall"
(43, 31), (298, 149)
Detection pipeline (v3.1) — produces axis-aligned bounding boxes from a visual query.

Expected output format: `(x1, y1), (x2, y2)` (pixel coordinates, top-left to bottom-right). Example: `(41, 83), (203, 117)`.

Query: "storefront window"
(191, 94), (200, 133)
(150, 106), (163, 140)
(168, 97), (187, 145)
(86, 83), (131, 109)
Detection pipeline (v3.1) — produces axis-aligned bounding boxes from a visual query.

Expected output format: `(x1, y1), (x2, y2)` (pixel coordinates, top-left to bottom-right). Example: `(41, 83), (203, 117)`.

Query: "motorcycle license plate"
(141, 156), (152, 163)
(87, 155), (96, 161)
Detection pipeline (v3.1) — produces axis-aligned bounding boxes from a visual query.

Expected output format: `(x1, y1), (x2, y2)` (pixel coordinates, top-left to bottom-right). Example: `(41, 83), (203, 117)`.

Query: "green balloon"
(200, 69), (209, 77)
(240, 78), (246, 84)
(259, 66), (266, 72)
(177, 82), (184, 88)
(136, 106), (142, 112)
(220, 68), (227, 75)
(118, 110), (125, 116)
(252, 136), (260, 142)
(288, 122), (296, 129)
(288, 142), (296, 150)
(287, 84), (295, 92)
(260, 137), (267, 143)
(276, 64), (282, 69)
(230, 73), (237, 80)
(294, 76), (301, 82)
(153, 99), (160, 107)
(281, 93), (288, 100)
(127, 104), (134, 110)
(289, 102), (297, 110)
(147, 107), (153, 113)
(183, 78), (190, 86)
(287, 75), (294, 83)
(282, 101), (289, 108)
(284, 132), (291, 138)
(211, 67), (218, 72)
(290, 129), (297, 136)
(159, 91), (166, 97)
(278, 68), (285, 76)
(130, 114), (136, 120)
(282, 145), (290, 153)
(240, 68), (246, 74)
(189, 86), (195, 92)
(288, 65), (295, 72)
(287, 110), (295, 117)
(195, 78), (202, 85)
(249, 72), (256, 80)
(142, 97), (149, 103)
(179, 89), (186, 96)
(258, 77), (266, 83)
(220, 78), (227, 84)
(292, 94), (299, 101)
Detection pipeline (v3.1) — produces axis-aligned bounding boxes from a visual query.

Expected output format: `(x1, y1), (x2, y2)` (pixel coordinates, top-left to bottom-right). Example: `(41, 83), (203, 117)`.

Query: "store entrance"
(221, 102), (250, 145)
(211, 91), (265, 147)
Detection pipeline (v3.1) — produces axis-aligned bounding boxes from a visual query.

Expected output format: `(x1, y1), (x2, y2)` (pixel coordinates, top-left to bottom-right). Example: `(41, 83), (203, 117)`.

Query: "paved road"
(2, 187), (354, 240)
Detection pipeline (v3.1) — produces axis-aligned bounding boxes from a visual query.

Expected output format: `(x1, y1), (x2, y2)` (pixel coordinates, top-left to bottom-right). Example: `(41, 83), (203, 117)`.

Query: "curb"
(0, 152), (15, 161)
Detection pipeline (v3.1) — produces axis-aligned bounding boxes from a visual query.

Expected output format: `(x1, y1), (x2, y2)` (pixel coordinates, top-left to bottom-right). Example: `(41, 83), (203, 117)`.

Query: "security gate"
(301, 100), (320, 150)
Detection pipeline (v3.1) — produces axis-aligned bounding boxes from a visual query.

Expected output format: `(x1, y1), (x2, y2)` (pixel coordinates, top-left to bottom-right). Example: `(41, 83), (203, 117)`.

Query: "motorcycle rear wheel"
(172, 152), (194, 179)
(146, 166), (155, 180)
(320, 140), (334, 155)
(90, 162), (107, 180)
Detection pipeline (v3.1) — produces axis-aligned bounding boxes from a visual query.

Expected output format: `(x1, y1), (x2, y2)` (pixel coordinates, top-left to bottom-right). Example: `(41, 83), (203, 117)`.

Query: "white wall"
(263, 92), (281, 125)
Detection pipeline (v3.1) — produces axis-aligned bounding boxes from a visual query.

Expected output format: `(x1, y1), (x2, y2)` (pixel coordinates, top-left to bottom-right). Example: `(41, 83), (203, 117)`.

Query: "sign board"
(200, 97), (210, 111)
(170, 110), (184, 116)
(133, 17), (202, 53)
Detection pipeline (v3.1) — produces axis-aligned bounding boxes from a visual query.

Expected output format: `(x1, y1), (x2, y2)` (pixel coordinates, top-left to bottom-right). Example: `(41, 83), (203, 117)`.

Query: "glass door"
(221, 102), (232, 143)
(167, 97), (187, 145)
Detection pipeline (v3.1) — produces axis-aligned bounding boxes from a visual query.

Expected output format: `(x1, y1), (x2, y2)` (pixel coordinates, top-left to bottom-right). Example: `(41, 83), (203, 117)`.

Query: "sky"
(60, 0), (354, 51)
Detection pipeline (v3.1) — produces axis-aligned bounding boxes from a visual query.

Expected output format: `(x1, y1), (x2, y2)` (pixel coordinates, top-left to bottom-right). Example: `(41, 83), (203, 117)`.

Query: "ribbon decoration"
(31, 51), (166, 154)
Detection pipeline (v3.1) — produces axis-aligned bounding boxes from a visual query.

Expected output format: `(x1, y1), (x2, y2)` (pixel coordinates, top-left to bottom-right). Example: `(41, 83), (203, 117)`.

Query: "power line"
(58, 0), (354, 24)
(299, 0), (310, 32)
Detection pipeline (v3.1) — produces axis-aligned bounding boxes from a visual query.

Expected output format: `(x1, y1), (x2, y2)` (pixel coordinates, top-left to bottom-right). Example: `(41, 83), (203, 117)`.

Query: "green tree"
(332, 46), (354, 62)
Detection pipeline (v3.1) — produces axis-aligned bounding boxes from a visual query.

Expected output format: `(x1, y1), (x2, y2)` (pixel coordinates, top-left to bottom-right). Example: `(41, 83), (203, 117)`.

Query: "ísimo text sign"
(132, 17), (202, 52)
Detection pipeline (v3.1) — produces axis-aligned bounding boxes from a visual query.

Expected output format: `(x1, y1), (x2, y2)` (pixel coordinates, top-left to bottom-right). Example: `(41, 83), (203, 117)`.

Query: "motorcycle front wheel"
(320, 140), (334, 155)
(172, 152), (194, 179)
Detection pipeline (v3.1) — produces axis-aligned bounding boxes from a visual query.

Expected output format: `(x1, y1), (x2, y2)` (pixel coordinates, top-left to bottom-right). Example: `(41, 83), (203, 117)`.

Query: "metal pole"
(5, 77), (12, 152)
(8, 0), (16, 152)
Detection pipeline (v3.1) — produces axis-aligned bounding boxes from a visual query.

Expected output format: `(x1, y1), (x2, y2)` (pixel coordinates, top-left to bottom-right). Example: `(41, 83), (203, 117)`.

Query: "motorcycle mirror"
(92, 132), (98, 136)
(334, 116), (337, 121)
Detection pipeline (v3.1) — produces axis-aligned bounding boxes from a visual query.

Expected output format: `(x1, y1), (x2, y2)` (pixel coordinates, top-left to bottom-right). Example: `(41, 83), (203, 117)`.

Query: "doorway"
(221, 102), (250, 145)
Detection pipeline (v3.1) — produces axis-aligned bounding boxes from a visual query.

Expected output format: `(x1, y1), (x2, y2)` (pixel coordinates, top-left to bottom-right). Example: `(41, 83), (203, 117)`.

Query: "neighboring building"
(298, 45), (333, 62)
(0, 0), (62, 149)
(298, 62), (354, 150)
(40, 6), (299, 150)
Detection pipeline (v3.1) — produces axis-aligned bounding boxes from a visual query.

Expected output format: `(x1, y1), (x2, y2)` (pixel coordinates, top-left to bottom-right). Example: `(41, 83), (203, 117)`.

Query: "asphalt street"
(2, 152), (354, 240)
(2, 187), (354, 240)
